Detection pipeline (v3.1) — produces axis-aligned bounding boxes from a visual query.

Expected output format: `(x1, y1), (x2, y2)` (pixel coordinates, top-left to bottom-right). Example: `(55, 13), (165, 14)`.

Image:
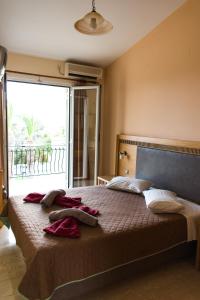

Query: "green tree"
(22, 116), (40, 143)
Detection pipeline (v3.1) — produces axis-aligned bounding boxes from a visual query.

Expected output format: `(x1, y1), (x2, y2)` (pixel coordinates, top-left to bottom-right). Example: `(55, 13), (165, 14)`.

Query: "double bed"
(8, 134), (200, 299)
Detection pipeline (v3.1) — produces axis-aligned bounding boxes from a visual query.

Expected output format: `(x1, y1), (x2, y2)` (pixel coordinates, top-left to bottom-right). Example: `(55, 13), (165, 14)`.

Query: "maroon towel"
(24, 193), (98, 215)
(23, 193), (45, 203)
(55, 196), (82, 208)
(43, 217), (80, 238)
(77, 205), (98, 216)
(24, 193), (81, 206)
(23, 192), (99, 238)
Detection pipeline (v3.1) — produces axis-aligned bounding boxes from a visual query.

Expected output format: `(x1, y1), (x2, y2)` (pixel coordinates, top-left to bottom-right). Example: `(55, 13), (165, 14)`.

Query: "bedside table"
(97, 175), (113, 186)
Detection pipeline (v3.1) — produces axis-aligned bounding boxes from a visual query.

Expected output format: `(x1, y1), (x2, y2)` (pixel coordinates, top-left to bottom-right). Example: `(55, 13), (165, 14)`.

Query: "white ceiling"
(0, 0), (186, 67)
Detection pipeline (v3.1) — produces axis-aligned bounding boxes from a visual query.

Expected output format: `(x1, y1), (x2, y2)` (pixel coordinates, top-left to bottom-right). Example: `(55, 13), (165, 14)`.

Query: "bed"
(8, 134), (200, 300)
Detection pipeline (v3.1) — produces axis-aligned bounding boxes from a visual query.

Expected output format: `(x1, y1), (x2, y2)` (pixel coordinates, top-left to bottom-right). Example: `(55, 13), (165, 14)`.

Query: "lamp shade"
(74, 10), (113, 35)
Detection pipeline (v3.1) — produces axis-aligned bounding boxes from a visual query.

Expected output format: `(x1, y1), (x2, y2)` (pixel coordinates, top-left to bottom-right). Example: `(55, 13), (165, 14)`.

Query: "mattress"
(8, 186), (187, 299)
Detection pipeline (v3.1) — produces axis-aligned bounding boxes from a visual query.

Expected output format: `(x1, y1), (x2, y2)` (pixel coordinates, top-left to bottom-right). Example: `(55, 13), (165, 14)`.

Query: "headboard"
(116, 134), (200, 177)
(115, 134), (200, 203)
(136, 147), (200, 203)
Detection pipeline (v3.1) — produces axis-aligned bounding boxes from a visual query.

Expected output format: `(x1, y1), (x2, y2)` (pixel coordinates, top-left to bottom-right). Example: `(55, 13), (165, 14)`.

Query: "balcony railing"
(8, 145), (66, 178)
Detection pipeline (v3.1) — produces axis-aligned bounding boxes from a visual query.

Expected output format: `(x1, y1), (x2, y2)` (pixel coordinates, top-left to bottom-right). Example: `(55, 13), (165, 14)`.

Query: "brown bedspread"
(8, 186), (187, 300)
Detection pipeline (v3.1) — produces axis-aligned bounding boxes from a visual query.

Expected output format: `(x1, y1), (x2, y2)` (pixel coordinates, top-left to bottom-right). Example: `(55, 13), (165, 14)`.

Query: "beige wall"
(103, 0), (200, 175)
(7, 52), (65, 77)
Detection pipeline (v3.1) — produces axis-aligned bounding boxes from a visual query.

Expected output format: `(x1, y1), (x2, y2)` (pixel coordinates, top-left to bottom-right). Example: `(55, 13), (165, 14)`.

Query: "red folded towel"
(77, 205), (98, 216)
(23, 192), (99, 238)
(43, 217), (80, 238)
(24, 193), (82, 207)
(55, 196), (82, 208)
(23, 193), (45, 203)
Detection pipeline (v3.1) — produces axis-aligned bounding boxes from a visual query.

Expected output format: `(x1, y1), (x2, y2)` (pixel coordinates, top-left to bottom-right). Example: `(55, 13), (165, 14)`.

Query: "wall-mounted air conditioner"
(65, 62), (103, 81)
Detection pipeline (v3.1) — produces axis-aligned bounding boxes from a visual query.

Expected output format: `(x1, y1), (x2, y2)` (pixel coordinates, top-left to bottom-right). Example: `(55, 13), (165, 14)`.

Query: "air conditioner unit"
(65, 62), (103, 81)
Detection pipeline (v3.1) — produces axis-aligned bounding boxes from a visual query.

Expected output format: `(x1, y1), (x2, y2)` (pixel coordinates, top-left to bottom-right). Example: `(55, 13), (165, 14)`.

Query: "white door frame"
(82, 98), (88, 179)
(65, 90), (70, 188)
(69, 85), (100, 188)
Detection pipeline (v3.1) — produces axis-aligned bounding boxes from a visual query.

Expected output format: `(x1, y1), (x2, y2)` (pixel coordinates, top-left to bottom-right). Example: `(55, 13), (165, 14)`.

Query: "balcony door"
(7, 81), (69, 195)
(68, 86), (100, 188)
(6, 80), (100, 195)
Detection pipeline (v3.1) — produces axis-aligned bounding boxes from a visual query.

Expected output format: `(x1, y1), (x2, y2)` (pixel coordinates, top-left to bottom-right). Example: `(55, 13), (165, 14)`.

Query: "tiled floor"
(82, 258), (200, 300)
(0, 226), (26, 300)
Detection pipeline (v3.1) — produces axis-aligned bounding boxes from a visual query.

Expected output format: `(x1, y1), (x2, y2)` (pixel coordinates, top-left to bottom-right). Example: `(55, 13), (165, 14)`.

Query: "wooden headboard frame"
(115, 134), (200, 177)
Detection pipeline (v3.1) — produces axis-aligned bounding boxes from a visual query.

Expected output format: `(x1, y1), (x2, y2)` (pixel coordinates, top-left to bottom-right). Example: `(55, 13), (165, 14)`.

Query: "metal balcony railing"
(8, 145), (66, 178)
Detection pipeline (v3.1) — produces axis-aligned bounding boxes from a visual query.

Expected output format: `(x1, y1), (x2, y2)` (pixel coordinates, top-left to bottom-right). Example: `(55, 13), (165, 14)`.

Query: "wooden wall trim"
(116, 134), (200, 177)
(119, 134), (200, 150)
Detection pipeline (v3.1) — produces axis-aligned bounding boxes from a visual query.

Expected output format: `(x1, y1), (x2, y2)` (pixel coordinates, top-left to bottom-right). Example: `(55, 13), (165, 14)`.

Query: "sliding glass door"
(68, 86), (100, 188)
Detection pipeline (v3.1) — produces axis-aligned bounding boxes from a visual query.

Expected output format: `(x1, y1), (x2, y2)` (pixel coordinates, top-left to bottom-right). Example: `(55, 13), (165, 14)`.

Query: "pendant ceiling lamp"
(74, 0), (113, 35)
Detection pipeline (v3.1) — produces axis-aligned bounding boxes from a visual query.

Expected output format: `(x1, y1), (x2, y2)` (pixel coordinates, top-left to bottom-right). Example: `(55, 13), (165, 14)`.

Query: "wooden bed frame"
(115, 134), (200, 269)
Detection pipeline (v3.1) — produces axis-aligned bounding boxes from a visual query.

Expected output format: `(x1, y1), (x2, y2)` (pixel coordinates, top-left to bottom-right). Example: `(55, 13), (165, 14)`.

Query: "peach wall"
(103, 0), (200, 175)
(7, 52), (65, 77)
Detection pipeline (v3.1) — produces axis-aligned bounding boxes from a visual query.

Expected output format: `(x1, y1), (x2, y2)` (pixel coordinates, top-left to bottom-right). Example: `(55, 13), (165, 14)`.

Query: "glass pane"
(7, 81), (69, 195)
(73, 88), (98, 187)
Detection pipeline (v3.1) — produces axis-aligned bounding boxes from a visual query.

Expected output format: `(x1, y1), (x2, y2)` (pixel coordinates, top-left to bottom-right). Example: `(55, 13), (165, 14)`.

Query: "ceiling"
(0, 0), (186, 67)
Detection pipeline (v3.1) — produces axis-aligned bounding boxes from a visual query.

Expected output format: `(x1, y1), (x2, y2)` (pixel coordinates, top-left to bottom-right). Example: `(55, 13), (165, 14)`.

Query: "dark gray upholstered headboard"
(136, 146), (200, 204)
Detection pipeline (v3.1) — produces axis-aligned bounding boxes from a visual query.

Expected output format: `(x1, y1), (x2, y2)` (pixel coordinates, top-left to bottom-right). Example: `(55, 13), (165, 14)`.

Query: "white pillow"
(106, 176), (130, 191)
(128, 178), (152, 193)
(106, 176), (152, 194)
(143, 189), (184, 213)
